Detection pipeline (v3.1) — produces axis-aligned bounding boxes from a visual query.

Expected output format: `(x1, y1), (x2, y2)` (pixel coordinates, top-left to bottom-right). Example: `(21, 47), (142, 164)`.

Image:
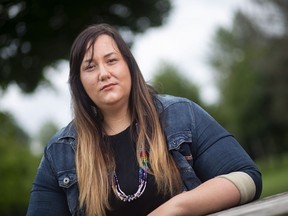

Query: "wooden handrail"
(208, 192), (288, 216)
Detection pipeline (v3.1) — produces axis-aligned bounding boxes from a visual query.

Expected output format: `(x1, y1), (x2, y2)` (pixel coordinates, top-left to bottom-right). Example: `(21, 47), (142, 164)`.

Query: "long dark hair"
(69, 24), (181, 216)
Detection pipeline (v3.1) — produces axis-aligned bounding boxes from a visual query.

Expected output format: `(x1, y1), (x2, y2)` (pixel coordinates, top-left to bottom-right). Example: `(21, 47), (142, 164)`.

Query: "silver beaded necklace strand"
(113, 150), (148, 202)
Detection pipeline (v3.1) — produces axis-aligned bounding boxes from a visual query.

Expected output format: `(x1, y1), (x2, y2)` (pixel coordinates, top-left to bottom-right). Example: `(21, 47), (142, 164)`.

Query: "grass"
(257, 154), (288, 198)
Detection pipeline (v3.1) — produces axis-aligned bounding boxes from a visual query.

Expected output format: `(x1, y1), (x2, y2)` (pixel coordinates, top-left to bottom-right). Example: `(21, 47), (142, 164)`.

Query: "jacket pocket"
(58, 169), (81, 215)
(178, 142), (194, 167)
(58, 170), (77, 188)
(169, 138), (202, 190)
(167, 130), (192, 150)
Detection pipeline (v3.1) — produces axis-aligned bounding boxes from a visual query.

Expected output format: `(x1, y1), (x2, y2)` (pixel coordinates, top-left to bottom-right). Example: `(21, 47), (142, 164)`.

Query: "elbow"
(251, 169), (262, 200)
(219, 168), (262, 204)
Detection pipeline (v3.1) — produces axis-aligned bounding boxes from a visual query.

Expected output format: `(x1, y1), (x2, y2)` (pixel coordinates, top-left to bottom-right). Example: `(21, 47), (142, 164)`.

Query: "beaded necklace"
(113, 150), (149, 202)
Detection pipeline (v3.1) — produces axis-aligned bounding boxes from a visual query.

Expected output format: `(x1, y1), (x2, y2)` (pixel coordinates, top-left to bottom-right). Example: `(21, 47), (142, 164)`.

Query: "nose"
(98, 64), (111, 81)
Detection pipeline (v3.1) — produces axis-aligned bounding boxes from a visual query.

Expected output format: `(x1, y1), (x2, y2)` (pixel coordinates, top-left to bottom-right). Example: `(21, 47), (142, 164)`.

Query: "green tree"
(0, 112), (40, 216)
(152, 62), (202, 105)
(0, 0), (171, 93)
(210, 0), (288, 159)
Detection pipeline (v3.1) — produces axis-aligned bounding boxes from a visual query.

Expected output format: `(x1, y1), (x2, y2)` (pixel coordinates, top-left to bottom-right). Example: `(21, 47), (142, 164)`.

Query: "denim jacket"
(27, 95), (262, 215)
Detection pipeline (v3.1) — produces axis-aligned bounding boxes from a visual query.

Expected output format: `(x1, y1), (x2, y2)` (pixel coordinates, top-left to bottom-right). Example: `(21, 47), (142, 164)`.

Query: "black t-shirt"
(105, 125), (170, 216)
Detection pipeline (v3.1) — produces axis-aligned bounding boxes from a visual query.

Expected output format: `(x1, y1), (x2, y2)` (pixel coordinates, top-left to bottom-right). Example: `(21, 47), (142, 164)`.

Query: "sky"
(0, 0), (249, 137)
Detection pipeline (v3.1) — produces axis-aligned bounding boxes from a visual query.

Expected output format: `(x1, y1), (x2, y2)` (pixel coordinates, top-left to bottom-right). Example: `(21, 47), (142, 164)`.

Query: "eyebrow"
(82, 52), (117, 64)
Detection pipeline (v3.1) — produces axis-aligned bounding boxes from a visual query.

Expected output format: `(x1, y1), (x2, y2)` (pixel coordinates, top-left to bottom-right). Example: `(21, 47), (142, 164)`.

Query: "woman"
(27, 24), (262, 216)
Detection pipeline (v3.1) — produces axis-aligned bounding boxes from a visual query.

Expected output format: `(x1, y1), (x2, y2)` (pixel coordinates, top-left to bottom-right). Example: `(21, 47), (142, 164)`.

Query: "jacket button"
(63, 177), (70, 185)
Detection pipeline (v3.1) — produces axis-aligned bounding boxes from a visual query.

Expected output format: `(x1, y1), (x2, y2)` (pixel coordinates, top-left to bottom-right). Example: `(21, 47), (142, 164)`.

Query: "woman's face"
(80, 34), (131, 112)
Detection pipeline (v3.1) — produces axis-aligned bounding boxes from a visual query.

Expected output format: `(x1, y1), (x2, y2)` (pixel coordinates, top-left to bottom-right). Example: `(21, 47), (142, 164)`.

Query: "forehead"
(84, 34), (119, 57)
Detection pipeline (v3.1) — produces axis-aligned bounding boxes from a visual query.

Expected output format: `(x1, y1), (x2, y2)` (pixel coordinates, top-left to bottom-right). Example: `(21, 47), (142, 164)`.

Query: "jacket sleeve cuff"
(218, 171), (256, 204)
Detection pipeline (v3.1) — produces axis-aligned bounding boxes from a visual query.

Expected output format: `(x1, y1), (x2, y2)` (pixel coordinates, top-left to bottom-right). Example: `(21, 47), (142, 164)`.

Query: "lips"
(101, 83), (116, 91)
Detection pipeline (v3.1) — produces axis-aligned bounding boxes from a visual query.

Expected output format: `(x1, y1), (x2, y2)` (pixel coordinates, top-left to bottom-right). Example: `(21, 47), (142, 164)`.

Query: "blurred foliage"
(36, 120), (59, 150)
(209, 0), (288, 160)
(152, 62), (202, 106)
(0, 112), (40, 216)
(257, 154), (288, 198)
(0, 0), (171, 93)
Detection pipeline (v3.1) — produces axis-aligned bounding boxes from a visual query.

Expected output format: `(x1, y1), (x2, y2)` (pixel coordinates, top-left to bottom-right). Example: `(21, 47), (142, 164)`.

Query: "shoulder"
(43, 121), (77, 172)
(153, 94), (220, 143)
(154, 94), (215, 121)
(46, 121), (77, 149)
(154, 95), (197, 146)
(45, 121), (77, 159)
(154, 94), (195, 113)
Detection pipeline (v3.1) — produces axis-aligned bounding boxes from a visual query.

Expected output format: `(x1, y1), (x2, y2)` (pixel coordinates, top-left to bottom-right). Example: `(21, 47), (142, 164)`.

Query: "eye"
(107, 58), (117, 65)
(84, 64), (96, 71)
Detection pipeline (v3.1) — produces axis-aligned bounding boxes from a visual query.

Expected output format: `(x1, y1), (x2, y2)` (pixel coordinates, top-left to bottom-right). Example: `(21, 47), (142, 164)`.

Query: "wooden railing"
(209, 192), (288, 216)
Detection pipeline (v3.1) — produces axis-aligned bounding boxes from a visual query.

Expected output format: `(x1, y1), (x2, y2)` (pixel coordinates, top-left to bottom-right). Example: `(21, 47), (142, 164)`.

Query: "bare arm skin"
(148, 177), (240, 216)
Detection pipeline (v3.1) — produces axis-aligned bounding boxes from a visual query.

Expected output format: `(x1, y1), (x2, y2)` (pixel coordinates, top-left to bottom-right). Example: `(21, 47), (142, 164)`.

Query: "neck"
(102, 107), (132, 135)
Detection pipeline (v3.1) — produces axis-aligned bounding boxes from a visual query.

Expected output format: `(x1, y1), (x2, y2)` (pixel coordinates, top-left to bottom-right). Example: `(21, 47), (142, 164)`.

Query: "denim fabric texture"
(26, 95), (262, 215)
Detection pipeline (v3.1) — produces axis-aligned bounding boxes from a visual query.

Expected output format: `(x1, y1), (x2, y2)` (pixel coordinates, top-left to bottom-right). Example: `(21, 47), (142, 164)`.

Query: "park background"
(0, 0), (287, 215)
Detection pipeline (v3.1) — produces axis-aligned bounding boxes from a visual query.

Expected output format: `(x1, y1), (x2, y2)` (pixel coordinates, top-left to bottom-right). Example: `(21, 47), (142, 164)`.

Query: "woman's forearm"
(148, 177), (240, 216)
